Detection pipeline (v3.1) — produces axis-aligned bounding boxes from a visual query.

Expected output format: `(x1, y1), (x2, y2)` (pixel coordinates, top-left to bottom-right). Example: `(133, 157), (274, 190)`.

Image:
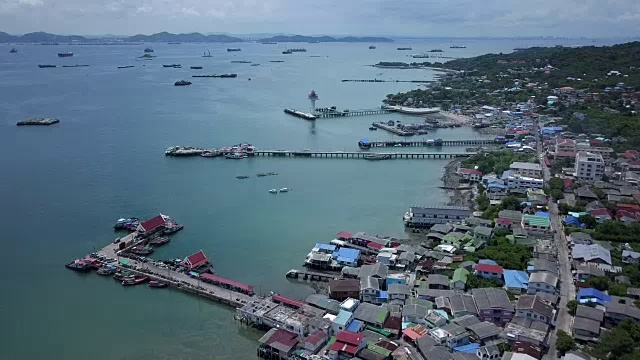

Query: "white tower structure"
(308, 90), (319, 114)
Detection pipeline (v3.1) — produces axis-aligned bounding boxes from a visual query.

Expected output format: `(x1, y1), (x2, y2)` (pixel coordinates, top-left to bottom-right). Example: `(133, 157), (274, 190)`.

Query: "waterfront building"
(331, 310), (354, 335)
(403, 205), (471, 228)
(328, 278), (360, 301)
(575, 151), (605, 183)
(509, 162), (542, 179)
(507, 174), (544, 189)
(257, 328), (298, 360)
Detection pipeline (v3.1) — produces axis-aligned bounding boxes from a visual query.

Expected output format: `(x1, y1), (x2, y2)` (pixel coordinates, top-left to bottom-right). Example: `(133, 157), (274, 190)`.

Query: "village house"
(521, 214), (551, 233)
(471, 288), (515, 325)
(527, 272), (559, 295)
(622, 249), (640, 264)
(510, 162), (543, 179)
(572, 244), (612, 265)
(458, 168), (483, 182)
(494, 217), (512, 231)
(515, 294), (555, 325)
(474, 263), (504, 283)
(328, 278), (360, 301)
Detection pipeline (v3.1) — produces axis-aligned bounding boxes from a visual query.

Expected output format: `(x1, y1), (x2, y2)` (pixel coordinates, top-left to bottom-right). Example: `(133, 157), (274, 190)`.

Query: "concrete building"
(527, 272), (559, 295)
(472, 288), (515, 325)
(510, 162), (543, 179)
(575, 151), (605, 183)
(507, 174), (544, 190)
(403, 205), (471, 227)
(515, 294), (555, 325)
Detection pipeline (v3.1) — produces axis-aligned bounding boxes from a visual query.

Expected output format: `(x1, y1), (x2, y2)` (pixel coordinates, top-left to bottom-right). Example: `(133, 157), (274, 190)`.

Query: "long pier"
(341, 79), (435, 83)
(285, 269), (338, 282)
(253, 150), (472, 159)
(317, 108), (392, 118)
(368, 139), (497, 148)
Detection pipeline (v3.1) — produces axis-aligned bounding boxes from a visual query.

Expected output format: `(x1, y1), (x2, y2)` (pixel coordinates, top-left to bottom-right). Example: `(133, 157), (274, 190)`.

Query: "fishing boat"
(65, 259), (91, 272)
(202, 49), (212, 57)
(140, 54), (155, 59)
(114, 217), (139, 230)
(231, 60), (251, 64)
(225, 153), (244, 159)
(369, 126), (377, 131)
(282, 49), (293, 54)
(369, 45), (376, 49)
(162, 223), (183, 235)
(114, 271), (133, 281)
(174, 80), (192, 86)
(148, 237), (170, 246)
(256, 173), (268, 177)
(58, 51), (74, 57)
(38, 64), (56, 68)
(412, 54), (429, 58)
(163, 64), (181, 68)
(9, 47), (17, 53)
(251, 63), (260, 66)
(149, 280), (168, 288)
(190, 66), (203, 69)
(236, 175), (249, 179)
(364, 153), (391, 160)
(200, 150), (220, 157)
(429, 49), (443, 52)
(269, 189), (278, 194)
(450, 45), (466, 49)
(117, 65), (134, 69)
(192, 73), (237, 78)
(290, 48), (306, 52)
(122, 276), (148, 286)
(397, 47), (412, 51)
(97, 266), (117, 276)
(144, 47), (154, 53)
(267, 172), (278, 176)
(261, 42), (277, 45)
(227, 48), (241, 52)
(130, 246), (154, 255)
(279, 188), (289, 193)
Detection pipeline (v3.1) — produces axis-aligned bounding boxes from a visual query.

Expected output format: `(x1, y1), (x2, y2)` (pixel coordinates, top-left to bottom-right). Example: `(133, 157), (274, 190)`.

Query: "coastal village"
(62, 43), (640, 360)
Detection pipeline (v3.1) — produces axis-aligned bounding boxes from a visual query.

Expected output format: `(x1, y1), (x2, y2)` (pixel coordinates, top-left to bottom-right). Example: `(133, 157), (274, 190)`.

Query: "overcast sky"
(1, 0), (639, 37)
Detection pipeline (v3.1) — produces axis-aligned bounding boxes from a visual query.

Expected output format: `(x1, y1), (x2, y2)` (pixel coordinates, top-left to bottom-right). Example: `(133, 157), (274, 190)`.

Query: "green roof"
(522, 214), (550, 227)
(452, 268), (470, 283)
(367, 343), (392, 357)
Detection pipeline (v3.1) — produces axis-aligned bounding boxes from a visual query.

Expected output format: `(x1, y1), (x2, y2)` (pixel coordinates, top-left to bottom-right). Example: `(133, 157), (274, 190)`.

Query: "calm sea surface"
(0, 37), (621, 359)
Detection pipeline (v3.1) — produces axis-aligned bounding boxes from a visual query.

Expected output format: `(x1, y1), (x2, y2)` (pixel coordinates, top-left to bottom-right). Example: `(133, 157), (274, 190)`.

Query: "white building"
(507, 174), (544, 190)
(574, 151), (604, 183)
(509, 162), (543, 179)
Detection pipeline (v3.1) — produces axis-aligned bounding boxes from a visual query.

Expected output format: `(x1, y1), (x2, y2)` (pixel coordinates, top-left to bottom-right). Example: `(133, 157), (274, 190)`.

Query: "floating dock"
(372, 122), (414, 136)
(285, 269), (337, 282)
(368, 139), (497, 148)
(284, 108), (317, 120)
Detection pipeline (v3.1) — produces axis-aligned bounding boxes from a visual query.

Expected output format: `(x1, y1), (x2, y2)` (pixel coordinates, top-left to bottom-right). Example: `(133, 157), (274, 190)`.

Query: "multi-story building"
(575, 151), (605, 183)
(555, 138), (576, 153)
(509, 162), (543, 179)
(403, 205), (471, 228)
(507, 174), (544, 190)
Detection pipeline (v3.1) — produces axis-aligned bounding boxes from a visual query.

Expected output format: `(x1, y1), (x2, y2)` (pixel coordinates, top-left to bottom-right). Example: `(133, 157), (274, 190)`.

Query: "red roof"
(183, 250), (208, 269)
(458, 168), (483, 176)
(617, 203), (640, 212)
(622, 150), (639, 159)
(199, 273), (254, 293)
(337, 231), (352, 240)
(367, 242), (384, 250)
(496, 217), (511, 225)
(563, 178), (574, 189)
(272, 295), (304, 308)
(305, 330), (326, 346)
(554, 151), (576, 158)
(590, 139), (604, 146)
(403, 325), (428, 341)
(265, 329), (298, 349)
(336, 331), (364, 346)
(474, 263), (504, 274)
(331, 342), (358, 355)
(617, 210), (640, 221)
(543, 156), (551, 166)
(138, 215), (167, 233)
(589, 208), (612, 217)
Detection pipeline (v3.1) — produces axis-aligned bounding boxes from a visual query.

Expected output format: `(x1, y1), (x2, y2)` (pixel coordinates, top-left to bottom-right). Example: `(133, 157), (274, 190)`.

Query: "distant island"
(258, 35), (393, 43)
(374, 61), (433, 69)
(0, 31), (242, 43)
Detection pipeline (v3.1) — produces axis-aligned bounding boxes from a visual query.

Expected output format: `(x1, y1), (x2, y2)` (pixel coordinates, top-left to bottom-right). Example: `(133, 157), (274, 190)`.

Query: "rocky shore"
(442, 159), (475, 209)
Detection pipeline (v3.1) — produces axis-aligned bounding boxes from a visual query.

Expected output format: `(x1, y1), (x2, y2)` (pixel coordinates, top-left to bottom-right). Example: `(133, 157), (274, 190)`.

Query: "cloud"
(0, 0), (639, 37)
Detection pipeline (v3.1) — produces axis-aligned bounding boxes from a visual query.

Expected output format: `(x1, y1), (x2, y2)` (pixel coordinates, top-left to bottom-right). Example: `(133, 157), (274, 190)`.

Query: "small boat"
(192, 74), (237, 78)
(38, 64), (56, 68)
(369, 45), (376, 49)
(140, 54), (155, 59)
(364, 154), (391, 160)
(429, 49), (443, 52)
(174, 80), (192, 86)
(279, 188), (289, 193)
(149, 236), (170, 246)
(117, 65), (134, 69)
(200, 151), (220, 157)
(251, 63), (260, 66)
(231, 60), (251, 64)
(130, 246), (154, 255)
(412, 54), (429, 58)
(58, 51), (73, 57)
(97, 266), (117, 276)
(450, 45), (466, 49)
(163, 64), (181, 68)
(397, 47), (412, 51)
(190, 66), (203, 69)
(269, 189), (278, 194)
(168, 42), (181, 45)
(114, 217), (140, 231)
(269, 60), (284, 63)
(369, 126), (377, 131)
(261, 42), (278, 45)
(203, 50), (212, 57)
(282, 49), (293, 54)
(267, 172), (278, 176)
(62, 64), (90, 68)
(9, 47), (17, 53)
(144, 47), (154, 53)
(236, 175), (249, 179)
(256, 173), (268, 177)
(225, 153), (244, 159)
(162, 224), (183, 235)
(122, 276), (149, 286)
(227, 48), (241, 52)
(290, 48), (306, 52)
(149, 280), (168, 288)
(113, 271), (133, 281)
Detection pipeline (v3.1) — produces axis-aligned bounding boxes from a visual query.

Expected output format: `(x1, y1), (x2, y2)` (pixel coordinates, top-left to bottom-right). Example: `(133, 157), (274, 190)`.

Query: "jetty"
(372, 122), (414, 136)
(341, 79), (435, 83)
(16, 118), (60, 126)
(317, 108), (392, 118)
(285, 269), (337, 282)
(367, 139), (498, 148)
(284, 108), (317, 120)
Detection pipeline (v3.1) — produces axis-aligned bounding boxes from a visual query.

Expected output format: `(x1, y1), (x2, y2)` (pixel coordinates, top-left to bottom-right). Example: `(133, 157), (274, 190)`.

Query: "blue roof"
(496, 136), (506, 139)
(337, 256), (357, 265)
(453, 343), (480, 353)
(334, 310), (353, 326)
(535, 211), (550, 218)
(563, 216), (584, 227)
(578, 288), (611, 304)
(478, 259), (498, 265)
(315, 243), (337, 252)
(346, 319), (363, 332)
(360, 139), (369, 144)
(503, 270), (529, 289)
(488, 183), (507, 189)
(333, 247), (360, 261)
(378, 291), (389, 299)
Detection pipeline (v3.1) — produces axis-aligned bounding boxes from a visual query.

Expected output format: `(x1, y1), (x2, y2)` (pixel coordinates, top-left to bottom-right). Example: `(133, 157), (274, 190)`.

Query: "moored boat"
(149, 280), (168, 288)
(65, 259), (91, 272)
(358, 139), (371, 149)
(97, 265), (117, 276)
(225, 153), (245, 159)
(162, 223), (183, 235)
(9, 47), (17, 53)
(269, 189), (278, 194)
(130, 246), (154, 255)
(149, 236), (170, 246)
(114, 217), (140, 230)
(279, 188), (289, 193)
(122, 276), (148, 286)
(369, 126), (377, 131)
(200, 150), (220, 157)
(174, 80), (192, 86)
(58, 51), (73, 57)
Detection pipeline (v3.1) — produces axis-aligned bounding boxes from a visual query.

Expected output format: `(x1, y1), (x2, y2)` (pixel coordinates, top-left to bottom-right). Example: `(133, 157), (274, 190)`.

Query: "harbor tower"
(308, 90), (319, 114)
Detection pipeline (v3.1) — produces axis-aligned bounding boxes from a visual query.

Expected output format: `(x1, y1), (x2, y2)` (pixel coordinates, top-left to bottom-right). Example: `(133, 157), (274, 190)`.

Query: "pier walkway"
(253, 150), (472, 159)
(96, 236), (254, 308)
(316, 108), (392, 118)
(368, 139), (497, 148)
(285, 269), (338, 282)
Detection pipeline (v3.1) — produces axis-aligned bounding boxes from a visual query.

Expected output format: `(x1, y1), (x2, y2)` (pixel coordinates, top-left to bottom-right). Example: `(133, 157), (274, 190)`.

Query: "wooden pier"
(285, 269), (338, 282)
(368, 139), (497, 148)
(253, 150), (472, 159)
(341, 79), (435, 83)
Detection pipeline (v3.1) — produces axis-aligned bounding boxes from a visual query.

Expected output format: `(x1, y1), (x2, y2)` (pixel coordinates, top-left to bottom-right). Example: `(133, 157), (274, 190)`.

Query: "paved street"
(538, 126), (576, 359)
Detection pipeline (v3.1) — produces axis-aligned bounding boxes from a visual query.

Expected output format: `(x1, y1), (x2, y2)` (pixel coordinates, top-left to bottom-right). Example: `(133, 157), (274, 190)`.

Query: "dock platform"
(253, 150), (472, 159)
(317, 108), (392, 118)
(285, 269), (338, 282)
(368, 139), (497, 148)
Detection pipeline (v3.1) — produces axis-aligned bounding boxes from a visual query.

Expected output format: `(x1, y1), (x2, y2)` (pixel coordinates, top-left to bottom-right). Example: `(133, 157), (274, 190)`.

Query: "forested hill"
(437, 42), (640, 88)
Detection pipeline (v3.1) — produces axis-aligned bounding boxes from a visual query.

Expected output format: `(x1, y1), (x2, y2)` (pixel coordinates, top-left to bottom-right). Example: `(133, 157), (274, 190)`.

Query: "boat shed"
(180, 250), (209, 270)
(136, 214), (169, 234)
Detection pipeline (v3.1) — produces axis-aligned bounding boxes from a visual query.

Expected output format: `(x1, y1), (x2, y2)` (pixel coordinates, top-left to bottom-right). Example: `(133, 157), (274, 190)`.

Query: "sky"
(1, 0), (639, 37)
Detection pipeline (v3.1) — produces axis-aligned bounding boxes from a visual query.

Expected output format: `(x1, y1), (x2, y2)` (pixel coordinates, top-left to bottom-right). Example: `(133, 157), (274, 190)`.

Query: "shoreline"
(442, 158), (475, 209)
